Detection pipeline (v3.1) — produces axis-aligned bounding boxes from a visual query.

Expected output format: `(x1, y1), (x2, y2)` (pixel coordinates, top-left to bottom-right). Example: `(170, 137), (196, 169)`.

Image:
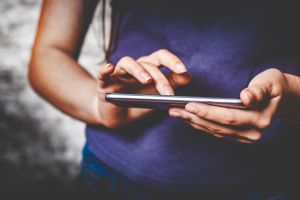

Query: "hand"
(169, 68), (288, 143)
(96, 49), (192, 128)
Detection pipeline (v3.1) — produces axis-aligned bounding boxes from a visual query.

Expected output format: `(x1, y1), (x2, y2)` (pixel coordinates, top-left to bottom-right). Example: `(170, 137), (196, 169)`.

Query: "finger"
(169, 108), (261, 141)
(185, 102), (259, 127)
(139, 49), (187, 74)
(167, 72), (192, 88)
(173, 110), (255, 143)
(139, 59), (192, 89)
(97, 63), (115, 81)
(219, 134), (253, 143)
(139, 61), (174, 95)
(115, 56), (153, 84)
(188, 119), (261, 142)
(112, 68), (127, 76)
(240, 85), (269, 107)
(188, 122), (253, 143)
(185, 101), (274, 130)
(97, 81), (125, 94)
(240, 68), (285, 108)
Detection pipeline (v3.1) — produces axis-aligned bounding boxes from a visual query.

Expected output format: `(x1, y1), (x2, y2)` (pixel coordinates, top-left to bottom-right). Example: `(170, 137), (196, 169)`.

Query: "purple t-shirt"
(86, 0), (300, 192)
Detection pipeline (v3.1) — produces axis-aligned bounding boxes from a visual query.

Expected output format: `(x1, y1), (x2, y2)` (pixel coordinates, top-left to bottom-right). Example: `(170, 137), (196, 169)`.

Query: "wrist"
(280, 73), (300, 123)
(90, 92), (102, 125)
(284, 73), (300, 97)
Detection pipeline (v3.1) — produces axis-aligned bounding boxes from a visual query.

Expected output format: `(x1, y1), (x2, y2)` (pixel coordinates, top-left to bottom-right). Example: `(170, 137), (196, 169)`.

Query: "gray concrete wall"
(0, 0), (107, 198)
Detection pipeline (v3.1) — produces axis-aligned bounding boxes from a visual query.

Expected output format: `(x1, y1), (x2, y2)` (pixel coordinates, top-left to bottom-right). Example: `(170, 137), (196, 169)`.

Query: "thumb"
(168, 72), (192, 89)
(240, 84), (270, 107)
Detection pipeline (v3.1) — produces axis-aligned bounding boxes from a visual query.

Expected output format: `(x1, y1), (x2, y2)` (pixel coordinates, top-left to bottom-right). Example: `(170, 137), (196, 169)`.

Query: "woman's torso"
(86, 0), (300, 193)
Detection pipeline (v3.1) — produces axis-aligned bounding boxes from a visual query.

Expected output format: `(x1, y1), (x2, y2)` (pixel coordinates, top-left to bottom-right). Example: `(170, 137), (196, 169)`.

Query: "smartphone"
(105, 93), (246, 109)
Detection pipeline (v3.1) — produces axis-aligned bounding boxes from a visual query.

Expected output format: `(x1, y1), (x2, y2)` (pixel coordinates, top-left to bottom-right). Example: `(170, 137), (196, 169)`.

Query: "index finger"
(185, 102), (259, 127)
(139, 49), (187, 74)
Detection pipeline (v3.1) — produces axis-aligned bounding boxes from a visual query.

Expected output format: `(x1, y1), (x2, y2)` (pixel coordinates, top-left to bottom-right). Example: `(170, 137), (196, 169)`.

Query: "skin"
(169, 68), (300, 143)
(29, 0), (300, 143)
(29, 0), (191, 128)
(96, 51), (192, 128)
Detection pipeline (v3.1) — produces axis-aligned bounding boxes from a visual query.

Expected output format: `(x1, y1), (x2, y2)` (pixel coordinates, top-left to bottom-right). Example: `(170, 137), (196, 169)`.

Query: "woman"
(29, 0), (300, 199)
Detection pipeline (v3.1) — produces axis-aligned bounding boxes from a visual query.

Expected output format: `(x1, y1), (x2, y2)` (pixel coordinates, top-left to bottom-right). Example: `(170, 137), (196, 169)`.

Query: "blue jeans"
(80, 145), (291, 200)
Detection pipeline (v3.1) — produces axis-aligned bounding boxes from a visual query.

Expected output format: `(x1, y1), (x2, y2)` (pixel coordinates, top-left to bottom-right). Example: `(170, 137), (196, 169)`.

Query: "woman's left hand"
(169, 68), (288, 143)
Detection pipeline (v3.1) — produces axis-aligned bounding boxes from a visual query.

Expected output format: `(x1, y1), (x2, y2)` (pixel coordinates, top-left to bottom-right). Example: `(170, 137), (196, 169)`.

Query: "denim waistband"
(80, 145), (290, 200)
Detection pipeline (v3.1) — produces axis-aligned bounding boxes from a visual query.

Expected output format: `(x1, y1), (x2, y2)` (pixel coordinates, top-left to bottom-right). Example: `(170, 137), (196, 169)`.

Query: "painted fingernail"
(162, 85), (174, 95)
(186, 104), (198, 113)
(175, 62), (187, 73)
(170, 111), (181, 117)
(141, 71), (152, 82)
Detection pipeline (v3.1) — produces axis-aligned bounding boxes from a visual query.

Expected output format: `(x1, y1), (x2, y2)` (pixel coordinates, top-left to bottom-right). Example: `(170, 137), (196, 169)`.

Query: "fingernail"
(248, 133), (261, 141)
(106, 63), (114, 70)
(170, 111), (181, 117)
(245, 91), (254, 104)
(186, 104), (198, 113)
(247, 91), (254, 101)
(162, 85), (174, 95)
(213, 134), (223, 138)
(141, 71), (152, 82)
(175, 62), (187, 73)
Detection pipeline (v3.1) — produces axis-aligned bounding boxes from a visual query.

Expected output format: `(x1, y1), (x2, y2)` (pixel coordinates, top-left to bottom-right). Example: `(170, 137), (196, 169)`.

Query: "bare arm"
(29, 0), (101, 124)
(29, 0), (192, 128)
(169, 68), (300, 143)
(281, 73), (300, 124)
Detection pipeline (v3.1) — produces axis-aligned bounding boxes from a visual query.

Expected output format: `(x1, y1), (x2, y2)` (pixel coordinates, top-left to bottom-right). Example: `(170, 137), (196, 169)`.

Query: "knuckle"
(171, 74), (185, 86)
(121, 56), (133, 61)
(137, 68), (146, 74)
(250, 86), (263, 101)
(206, 126), (222, 134)
(118, 56), (133, 66)
(257, 117), (271, 129)
(180, 112), (187, 119)
(157, 48), (169, 55)
(268, 68), (282, 76)
(198, 109), (209, 118)
(255, 87), (264, 100)
(102, 120), (122, 129)
(223, 112), (236, 125)
(181, 112), (190, 120)
(196, 109), (210, 119)
(190, 115), (200, 123)
(137, 56), (147, 62)
(156, 77), (168, 84)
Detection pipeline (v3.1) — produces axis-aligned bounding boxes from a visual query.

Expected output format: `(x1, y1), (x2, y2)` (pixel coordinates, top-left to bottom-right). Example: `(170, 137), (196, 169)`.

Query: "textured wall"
(0, 0), (106, 199)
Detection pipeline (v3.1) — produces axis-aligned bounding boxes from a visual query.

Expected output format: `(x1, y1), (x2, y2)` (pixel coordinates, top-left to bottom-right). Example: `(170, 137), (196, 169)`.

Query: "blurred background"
(0, 0), (108, 199)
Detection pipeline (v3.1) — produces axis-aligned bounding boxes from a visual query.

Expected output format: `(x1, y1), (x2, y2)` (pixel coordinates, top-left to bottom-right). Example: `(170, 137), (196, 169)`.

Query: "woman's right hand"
(96, 49), (192, 128)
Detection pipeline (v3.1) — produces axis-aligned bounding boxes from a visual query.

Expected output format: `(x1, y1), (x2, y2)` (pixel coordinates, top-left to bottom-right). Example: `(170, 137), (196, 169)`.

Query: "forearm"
(28, 0), (101, 124)
(281, 73), (300, 124)
(29, 47), (101, 124)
